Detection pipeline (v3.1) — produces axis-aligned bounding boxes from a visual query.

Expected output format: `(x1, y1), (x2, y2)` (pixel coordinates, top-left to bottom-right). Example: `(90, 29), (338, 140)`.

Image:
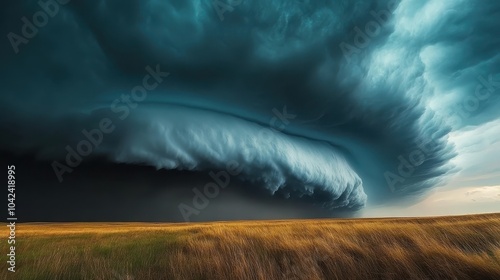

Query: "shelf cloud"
(1, 0), (499, 219)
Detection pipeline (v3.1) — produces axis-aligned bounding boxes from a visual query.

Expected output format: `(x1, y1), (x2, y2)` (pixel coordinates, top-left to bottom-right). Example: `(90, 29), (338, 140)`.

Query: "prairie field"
(2, 213), (500, 280)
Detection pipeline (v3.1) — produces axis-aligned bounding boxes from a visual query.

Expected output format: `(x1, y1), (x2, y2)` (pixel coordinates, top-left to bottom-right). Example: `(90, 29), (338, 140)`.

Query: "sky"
(0, 0), (499, 221)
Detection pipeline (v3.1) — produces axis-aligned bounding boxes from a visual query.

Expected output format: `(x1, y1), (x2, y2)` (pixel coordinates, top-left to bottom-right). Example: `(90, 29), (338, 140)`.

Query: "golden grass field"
(1, 213), (500, 280)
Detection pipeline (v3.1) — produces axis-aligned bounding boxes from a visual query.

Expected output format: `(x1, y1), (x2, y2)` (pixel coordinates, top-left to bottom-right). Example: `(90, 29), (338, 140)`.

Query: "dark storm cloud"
(0, 152), (342, 222)
(1, 0), (499, 219)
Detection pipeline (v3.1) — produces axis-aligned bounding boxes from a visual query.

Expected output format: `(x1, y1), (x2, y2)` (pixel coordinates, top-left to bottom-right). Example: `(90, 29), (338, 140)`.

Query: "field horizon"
(2, 213), (500, 279)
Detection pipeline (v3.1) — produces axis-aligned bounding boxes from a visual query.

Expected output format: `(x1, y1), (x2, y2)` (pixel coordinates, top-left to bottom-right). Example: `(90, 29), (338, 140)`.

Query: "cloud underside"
(0, 0), (499, 212)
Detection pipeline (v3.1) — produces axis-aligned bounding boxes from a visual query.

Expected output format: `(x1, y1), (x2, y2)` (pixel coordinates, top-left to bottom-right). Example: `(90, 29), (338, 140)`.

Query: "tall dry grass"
(1, 213), (499, 279)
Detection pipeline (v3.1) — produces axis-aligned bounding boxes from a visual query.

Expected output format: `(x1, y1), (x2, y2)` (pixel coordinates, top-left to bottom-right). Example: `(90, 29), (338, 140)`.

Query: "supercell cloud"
(0, 0), (499, 218)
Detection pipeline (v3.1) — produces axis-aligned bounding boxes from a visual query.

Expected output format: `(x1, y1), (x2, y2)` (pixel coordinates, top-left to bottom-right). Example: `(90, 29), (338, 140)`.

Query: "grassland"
(1, 213), (500, 279)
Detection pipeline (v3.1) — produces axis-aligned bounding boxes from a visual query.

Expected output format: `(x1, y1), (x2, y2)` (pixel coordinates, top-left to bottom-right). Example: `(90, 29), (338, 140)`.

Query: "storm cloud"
(1, 0), (499, 220)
